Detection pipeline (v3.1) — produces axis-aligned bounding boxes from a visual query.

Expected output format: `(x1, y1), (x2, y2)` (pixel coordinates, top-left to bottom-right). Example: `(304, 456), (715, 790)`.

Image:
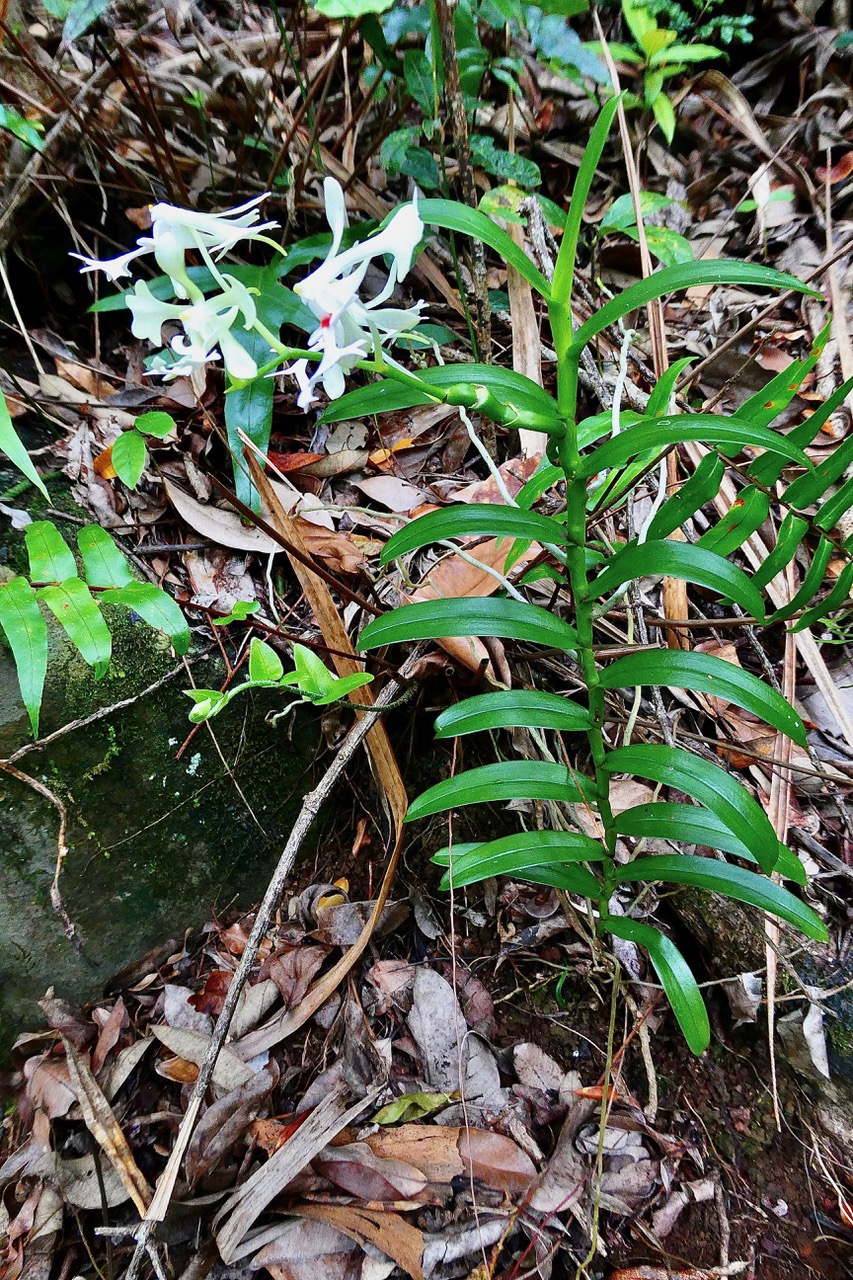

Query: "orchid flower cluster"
(74, 179), (425, 405)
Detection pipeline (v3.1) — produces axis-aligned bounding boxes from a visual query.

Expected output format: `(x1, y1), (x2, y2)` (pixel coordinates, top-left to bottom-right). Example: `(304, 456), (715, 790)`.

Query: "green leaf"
(434, 689), (591, 737)
(111, 430), (147, 489)
(77, 525), (134, 589)
(592, 540), (765, 620)
(580, 413), (811, 478)
(651, 93), (676, 144)
(570, 262), (817, 356)
(786, 432), (853, 511)
(695, 486), (770, 557)
(134, 410), (176, 438)
(380, 504), (566, 564)
(314, 0), (394, 16)
(470, 135), (541, 189)
(249, 637), (284, 684)
(792, 559), (853, 633)
(406, 760), (594, 821)
(766, 536), (834, 625)
(815, 472), (853, 534)
(0, 105), (45, 152)
(63, 0), (111, 42)
(650, 43), (726, 66)
(212, 600), (260, 625)
(372, 1092), (456, 1125)
(646, 358), (694, 418)
(645, 452), (725, 540)
(600, 649), (807, 745)
(403, 48), (435, 113)
(751, 375), (853, 488)
(0, 393), (49, 500)
(604, 917), (710, 1055)
(552, 96), (621, 305)
(630, 225), (693, 267)
(418, 198), (551, 298)
(617, 855), (828, 941)
(751, 513), (809, 592)
(432, 829), (605, 885)
(320, 362), (559, 425)
(39, 577), (111, 677)
(604, 743), (779, 874)
(359, 598), (577, 652)
(25, 521), (77, 582)
(0, 577), (48, 736)
(224, 334), (275, 512)
(599, 191), (674, 235)
(99, 582), (190, 654)
(615, 801), (805, 884)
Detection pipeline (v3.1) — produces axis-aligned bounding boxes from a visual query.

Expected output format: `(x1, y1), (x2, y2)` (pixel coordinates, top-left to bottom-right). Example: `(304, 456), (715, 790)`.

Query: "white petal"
(322, 177), (348, 255)
(218, 329), (258, 381)
(126, 282), (184, 345)
(71, 244), (150, 282)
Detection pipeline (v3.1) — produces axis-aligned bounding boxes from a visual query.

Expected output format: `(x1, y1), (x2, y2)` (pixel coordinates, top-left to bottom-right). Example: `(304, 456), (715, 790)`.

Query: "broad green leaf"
(592, 540), (765, 620)
(25, 521), (77, 582)
(604, 916), (710, 1055)
(570, 262), (817, 356)
(651, 93), (676, 144)
(372, 1092), (456, 1125)
(0, 577), (48, 736)
(63, 0), (110, 42)
(406, 760), (594, 821)
(645, 452), (725, 541)
(599, 649), (807, 745)
(380, 504), (567, 564)
(434, 689), (591, 737)
(185, 689), (227, 723)
(552, 96), (620, 305)
(579, 413), (811, 478)
(224, 331), (275, 511)
(135, 411), (176, 438)
(249, 637), (284, 684)
(615, 801), (805, 884)
(40, 578), (111, 677)
(604, 743), (779, 874)
(111, 429), (147, 489)
(617, 855), (828, 941)
(403, 48), (435, 113)
(470, 135), (541, 189)
(0, 393), (49, 500)
(432, 830), (605, 891)
(751, 513), (808, 592)
(314, 0), (394, 16)
(77, 525), (134, 589)
(599, 192), (674, 236)
(99, 582), (190, 654)
(418, 198), (552, 298)
(359, 598), (578, 652)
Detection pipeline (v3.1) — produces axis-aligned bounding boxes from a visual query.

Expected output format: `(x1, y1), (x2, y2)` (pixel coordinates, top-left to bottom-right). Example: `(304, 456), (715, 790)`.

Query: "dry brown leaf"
(186, 1065), (277, 1185)
(150, 1025), (255, 1094)
(355, 475), (429, 514)
(268, 947), (329, 1009)
(62, 1037), (151, 1215)
(24, 1057), (76, 1120)
(91, 998), (127, 1077)
(295, 1203), (424, 1280)
(314, 1142), (427, 1201)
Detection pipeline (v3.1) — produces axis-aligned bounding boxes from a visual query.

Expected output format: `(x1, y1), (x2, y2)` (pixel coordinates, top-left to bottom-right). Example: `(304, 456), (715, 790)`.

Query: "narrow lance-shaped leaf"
(766, 536), (834, 625)
(792, 559), (853, 633)
(359, 598), (578, 653)
(615, 801), (806, 885)
(645, 452), (725, 541)
(417, 198), (552, 298)
(0, 392), (49, 500)
(552, 95), (621, 306)
(569, 261), (817, 355)
(406, 761), (595, 822)
(696, 486), (770, 558)
(752, 374), (853, 488)
(580, 414), (811, 479)
(599, 648), (807, 745)
(604, 743), (780, 874)
(592, 540), (765, 620)
(380, 504), (568, 564)
(39, 578), (112, 678)
(25, 521), (77, 583)
(751, 513), (809, 592)
(617, 855), (828, 941)
(78, 525), (134, 589)
(432, 831), (606, 893)
(99, 582), (191, 655)
(434, 689), (591, 737)
(0, 577), (48, 737)
(604, 917), (710, 1055)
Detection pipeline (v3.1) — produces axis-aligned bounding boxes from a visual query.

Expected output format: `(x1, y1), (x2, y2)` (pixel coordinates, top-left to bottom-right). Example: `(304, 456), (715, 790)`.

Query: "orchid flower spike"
(286, 178), (425, 410)
(73, 194), (279, 299)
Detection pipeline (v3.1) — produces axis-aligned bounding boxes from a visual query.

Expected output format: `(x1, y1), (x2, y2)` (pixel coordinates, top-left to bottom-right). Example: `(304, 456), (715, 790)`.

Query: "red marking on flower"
(320, 314), (332, 329)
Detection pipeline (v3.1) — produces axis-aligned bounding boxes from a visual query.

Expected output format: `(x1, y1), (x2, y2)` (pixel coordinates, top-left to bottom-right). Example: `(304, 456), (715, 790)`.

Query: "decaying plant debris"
(2, 1), (853, 1277)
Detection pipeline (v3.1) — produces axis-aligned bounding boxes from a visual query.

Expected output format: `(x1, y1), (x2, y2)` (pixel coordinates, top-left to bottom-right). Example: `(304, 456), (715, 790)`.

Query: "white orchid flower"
(73, 193), (278, 299)
(130, 274), (262, 382)
(286, 177), (425, 409)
